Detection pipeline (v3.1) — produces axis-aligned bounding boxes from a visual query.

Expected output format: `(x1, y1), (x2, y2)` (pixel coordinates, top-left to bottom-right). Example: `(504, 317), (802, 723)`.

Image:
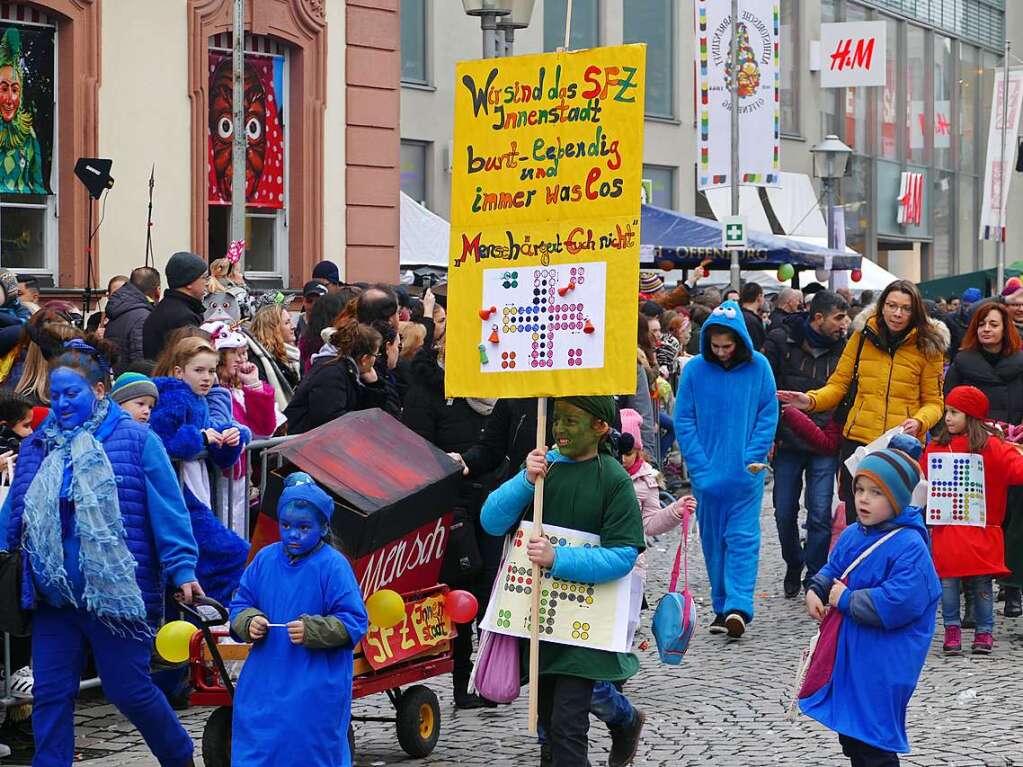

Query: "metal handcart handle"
(178, 594), (235, 699)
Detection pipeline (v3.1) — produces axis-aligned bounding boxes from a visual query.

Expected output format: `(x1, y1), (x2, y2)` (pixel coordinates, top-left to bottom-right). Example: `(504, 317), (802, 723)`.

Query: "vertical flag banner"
(695, 0), (780, 190)
(446, 45), (646, 398)
(980, 67), (1023, 242)
(207, 50), (285, 209)
(0, 24), (54, 195)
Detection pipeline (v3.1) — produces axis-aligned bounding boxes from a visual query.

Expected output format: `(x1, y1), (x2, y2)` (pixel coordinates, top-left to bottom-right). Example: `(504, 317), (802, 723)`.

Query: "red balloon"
(446, 590), (479, 624)
(851, 268), (863, 283)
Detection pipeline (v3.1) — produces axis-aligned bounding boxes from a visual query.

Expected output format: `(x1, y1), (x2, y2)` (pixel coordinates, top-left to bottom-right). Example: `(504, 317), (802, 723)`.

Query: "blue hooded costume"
(803, 506), (940, 754)
(229, 474), (369, 767)
(673, 300), (777, 620)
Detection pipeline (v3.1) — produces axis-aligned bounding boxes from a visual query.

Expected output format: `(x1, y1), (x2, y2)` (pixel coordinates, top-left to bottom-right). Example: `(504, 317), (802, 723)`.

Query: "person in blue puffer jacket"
(1, 337), (201, 767)
(674, 299), (778, 639)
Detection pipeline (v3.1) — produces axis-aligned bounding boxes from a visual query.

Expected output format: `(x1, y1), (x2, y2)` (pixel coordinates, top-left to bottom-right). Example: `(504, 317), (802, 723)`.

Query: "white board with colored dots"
(478, 262), (607, 374)
(480, 521), (632, 653)
(926, 452), (987, 527)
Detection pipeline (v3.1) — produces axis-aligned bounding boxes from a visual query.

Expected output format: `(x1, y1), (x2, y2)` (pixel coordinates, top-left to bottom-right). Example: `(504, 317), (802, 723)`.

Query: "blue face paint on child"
(49, 368), (100, 432)
(278, 502), (326, 557)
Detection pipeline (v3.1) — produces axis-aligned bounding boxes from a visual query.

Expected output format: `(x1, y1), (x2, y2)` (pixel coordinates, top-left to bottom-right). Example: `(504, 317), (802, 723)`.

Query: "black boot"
(783, 565), (802, 599)
(962, 588), (976, 629)
(453, 679), (488, 710)
(608, 708), (646, 767)
(1004, 586), (1022, 618)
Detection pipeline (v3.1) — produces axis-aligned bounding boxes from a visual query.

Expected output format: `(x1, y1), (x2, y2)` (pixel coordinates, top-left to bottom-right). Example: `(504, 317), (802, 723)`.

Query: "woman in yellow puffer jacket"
(779, 280), (947, 519)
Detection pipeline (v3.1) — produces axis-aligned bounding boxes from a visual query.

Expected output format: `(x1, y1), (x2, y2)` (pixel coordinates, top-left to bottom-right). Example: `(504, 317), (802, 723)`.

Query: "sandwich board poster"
(445, 45), (645, 398)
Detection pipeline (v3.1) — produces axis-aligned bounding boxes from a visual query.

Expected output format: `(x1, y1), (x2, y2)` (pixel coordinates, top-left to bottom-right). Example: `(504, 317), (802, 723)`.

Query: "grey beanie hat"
(166, 251), (208, 290)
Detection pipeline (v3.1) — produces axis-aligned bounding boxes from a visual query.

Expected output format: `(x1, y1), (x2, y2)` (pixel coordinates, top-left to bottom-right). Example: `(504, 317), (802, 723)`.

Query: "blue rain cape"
(800, 506), (940, 754)
(673, 301), (777, 619)
(229, 543), (368, 767)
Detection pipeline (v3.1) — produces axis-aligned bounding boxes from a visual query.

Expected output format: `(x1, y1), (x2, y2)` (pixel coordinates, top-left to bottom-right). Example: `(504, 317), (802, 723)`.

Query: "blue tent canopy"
(640, 204), (861, 271)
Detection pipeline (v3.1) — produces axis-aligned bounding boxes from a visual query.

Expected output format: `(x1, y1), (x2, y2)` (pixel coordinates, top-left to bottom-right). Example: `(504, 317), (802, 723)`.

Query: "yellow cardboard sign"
(445, 45), (645, 398)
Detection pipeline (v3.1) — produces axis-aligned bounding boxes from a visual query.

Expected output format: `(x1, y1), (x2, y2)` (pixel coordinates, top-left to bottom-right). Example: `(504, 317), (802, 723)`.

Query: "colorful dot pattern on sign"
(927, 454), (986, 525)
(510, 529), (597, 635)
(481, 262), (606, 373)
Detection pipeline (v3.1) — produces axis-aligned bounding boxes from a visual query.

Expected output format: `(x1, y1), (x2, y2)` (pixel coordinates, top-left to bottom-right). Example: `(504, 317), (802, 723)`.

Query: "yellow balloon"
(365, 589), (406, 628)
(155, 620), (199, 664)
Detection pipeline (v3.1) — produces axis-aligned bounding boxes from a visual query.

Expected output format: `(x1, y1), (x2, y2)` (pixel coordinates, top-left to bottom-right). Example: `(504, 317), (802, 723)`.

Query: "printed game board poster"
(481, 522), (632, 652)
(926, 453), (987, 527)
(445, 45), (645, 398)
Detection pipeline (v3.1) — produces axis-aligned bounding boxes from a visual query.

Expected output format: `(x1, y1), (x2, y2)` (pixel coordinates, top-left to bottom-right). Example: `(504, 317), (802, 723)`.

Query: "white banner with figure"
(980, 67), (1023, 242)
(695, 0), (780, 190)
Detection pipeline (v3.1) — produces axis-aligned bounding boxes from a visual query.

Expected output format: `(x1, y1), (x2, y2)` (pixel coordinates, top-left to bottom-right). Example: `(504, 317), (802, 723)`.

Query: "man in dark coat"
(763, 290), (849, 597)
(106, 266), (161, 374)
(768, 287), (803, 333)
(142, 252), (208, 360)
(739, 282), (767, 351)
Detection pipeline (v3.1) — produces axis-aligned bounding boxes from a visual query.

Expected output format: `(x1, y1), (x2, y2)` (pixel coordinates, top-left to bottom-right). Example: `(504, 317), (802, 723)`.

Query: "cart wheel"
(201, 705), (232, 767)
(395, 685), (441, 757)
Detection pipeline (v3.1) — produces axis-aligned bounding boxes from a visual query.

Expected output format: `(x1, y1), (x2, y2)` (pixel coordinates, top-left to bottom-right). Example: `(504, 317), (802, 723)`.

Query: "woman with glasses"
(779, 280), (948, 521)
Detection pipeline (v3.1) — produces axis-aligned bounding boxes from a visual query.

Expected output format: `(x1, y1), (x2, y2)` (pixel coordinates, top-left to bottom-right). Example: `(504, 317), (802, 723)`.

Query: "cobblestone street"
(34, 494), (1023, 766)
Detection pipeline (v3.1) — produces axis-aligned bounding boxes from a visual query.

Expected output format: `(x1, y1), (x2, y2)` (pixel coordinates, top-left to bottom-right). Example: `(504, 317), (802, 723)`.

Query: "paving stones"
(76, 490), (1023, 766)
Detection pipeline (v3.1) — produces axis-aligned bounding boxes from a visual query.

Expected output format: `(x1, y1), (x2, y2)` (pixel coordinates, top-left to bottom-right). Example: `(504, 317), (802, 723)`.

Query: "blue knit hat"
(961, 287), (983, 305)
(855, 448), (921, 514)
(278, 471), (334, 525)
(111, 372), (158, 405)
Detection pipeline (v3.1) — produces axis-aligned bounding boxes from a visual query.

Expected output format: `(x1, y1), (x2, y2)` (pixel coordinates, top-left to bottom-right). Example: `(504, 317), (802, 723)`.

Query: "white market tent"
(400, 191), (449, 268)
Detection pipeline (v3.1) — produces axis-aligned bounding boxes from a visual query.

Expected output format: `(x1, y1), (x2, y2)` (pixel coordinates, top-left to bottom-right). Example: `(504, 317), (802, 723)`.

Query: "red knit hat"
(31, 407), (49, 431)
(946, 386), (989, 420)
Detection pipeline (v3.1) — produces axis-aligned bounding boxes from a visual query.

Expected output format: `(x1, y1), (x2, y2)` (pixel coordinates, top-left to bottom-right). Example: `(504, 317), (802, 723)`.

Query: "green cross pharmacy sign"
(722, 216), (747, 250)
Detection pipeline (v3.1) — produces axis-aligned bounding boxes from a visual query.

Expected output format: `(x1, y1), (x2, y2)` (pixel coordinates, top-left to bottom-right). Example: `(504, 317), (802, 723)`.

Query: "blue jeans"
(591, 680), (634, 729)
(941, 575), (994, 634)
(657, 411), (675, 462)
(772, 449), (838, 581)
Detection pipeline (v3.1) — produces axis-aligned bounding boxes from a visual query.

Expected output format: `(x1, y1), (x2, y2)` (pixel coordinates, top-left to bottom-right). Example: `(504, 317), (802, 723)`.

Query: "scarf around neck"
(21, 398), (148, 630)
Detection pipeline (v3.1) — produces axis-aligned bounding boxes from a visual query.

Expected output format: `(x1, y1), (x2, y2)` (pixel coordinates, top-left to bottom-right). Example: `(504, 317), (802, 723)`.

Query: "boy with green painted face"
(482, 396), (646, 767)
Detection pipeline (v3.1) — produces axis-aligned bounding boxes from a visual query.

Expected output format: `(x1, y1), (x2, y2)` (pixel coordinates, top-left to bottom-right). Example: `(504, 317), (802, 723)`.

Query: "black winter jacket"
(105, 283), (153, 374)
(742, 307), (767, 351)
(461, 396), (555, 480)
(402, 348), (486, 454)
(763, 313), (847, 451)
(284, 356), (388, 434)
(142, 290), (205, 360)
(944, 348), (1023, 424)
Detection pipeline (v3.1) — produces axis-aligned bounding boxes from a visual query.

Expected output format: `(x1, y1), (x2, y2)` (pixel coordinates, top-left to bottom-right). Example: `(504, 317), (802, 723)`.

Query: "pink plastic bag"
(830, 502), (847, 552)
(797, 590), (844, 699)
(471, 629), (520, 704)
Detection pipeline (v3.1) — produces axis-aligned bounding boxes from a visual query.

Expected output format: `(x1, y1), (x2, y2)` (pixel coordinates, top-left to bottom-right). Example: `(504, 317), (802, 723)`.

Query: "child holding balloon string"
(229, 472), (368, 767)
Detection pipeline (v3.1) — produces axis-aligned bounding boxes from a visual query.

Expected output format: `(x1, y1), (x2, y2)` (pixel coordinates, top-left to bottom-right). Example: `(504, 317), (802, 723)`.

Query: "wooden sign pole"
(527, 397), (547, 735)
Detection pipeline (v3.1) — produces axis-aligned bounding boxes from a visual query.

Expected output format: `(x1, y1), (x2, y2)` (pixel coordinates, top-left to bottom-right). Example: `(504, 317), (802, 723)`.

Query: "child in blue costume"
(674, 300), (777, 638)
(1, 338), (202, 767)
(802, 448), (940, 765)
(149, 336), (250, 607)
(482, 396), (645, 767)
(229, 472), (368, 767)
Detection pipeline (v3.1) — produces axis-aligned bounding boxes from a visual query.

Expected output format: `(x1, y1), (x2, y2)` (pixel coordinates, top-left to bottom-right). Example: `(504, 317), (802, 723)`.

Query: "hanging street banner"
(980, 67), (1023, 242)
(820, 21), (886, 89)
(445, 45), (645, 398)
(694, 0), (780, 190)
(0, 24), (54, 195)
(207, 50), (285, 209)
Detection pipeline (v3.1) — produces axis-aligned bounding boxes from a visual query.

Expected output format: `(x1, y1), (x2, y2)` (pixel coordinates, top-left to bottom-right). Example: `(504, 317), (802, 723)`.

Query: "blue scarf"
(21, 398), (148, 630)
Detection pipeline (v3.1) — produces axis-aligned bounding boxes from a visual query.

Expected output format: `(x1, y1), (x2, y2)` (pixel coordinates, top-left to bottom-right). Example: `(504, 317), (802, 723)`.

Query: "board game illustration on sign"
(481, 522), (632, 653)
(446, 44), (645, 398)
(480, 262), (605, 372)
(926, 453), (987, 527)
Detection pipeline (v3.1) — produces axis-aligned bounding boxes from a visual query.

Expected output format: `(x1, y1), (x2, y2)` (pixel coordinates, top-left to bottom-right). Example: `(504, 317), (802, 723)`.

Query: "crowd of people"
(0, 248), (1021, 766)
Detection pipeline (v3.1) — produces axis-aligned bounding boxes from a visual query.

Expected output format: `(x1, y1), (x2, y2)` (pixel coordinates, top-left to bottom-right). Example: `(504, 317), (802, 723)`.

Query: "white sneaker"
(0, 742), (11, 758)
(9, 666), (33, 699)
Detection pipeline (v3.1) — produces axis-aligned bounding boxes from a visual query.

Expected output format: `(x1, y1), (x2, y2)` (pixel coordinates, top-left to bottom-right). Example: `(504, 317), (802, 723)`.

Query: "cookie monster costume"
(674, 300), (778, 623)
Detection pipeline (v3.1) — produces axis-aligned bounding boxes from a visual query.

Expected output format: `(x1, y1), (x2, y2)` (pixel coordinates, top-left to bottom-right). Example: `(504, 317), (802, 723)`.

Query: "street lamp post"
(810, 134), (853, 290)
(462, 1), (510, 59)
(497, 0), (537, 57)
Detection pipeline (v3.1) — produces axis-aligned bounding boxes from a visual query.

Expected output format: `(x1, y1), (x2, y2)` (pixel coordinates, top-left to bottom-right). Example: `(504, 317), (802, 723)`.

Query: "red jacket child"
(920, 386), (1023, 579)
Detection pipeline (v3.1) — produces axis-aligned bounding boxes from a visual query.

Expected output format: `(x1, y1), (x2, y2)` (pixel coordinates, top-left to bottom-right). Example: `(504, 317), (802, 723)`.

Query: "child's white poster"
(926, 453), (986, 527)
(479, 262), (606, 373)
(481, 521), (632, 653)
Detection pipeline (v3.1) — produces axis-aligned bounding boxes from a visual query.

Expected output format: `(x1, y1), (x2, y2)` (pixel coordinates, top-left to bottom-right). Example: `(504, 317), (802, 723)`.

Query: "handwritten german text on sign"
(445, 45), (645, 398)
(362, 593), (455, 671)
(820, 21), (886, 88)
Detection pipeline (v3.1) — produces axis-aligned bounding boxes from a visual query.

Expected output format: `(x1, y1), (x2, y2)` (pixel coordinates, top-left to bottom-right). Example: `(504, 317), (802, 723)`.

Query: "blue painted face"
(50, 368), (99, 431)
(279, 502), (325, 557)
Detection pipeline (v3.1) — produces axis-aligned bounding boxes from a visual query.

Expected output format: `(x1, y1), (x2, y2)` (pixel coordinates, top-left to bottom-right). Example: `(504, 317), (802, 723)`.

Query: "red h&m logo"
(829, 37), (876, 72)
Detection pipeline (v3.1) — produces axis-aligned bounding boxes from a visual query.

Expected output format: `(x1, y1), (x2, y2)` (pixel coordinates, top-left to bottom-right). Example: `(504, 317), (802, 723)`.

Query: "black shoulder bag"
(0, 549), (31, 636)
(833, 331), (867, 425)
